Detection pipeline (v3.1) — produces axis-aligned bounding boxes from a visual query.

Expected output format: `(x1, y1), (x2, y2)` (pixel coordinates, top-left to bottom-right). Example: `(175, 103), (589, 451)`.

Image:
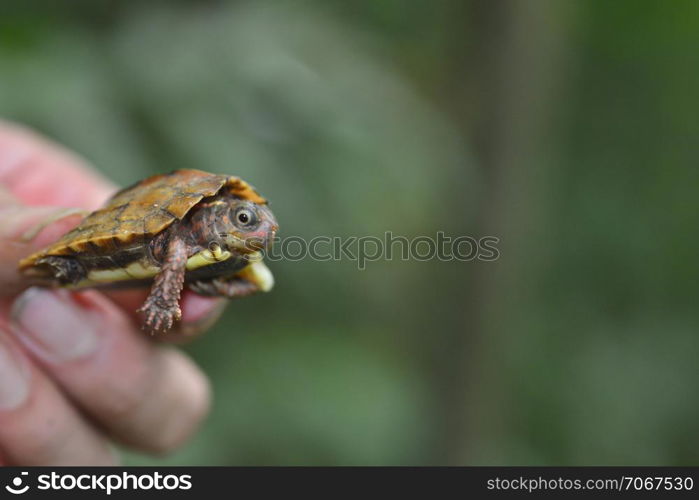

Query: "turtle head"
(219, 198), (278, 253)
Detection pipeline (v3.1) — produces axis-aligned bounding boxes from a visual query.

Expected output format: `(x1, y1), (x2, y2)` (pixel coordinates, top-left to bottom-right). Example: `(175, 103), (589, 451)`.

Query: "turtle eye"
(234, 207), (257, 228)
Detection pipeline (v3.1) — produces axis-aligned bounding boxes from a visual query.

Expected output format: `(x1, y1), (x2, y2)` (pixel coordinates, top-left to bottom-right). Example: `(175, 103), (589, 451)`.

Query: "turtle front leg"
(138, 236), (188, 333)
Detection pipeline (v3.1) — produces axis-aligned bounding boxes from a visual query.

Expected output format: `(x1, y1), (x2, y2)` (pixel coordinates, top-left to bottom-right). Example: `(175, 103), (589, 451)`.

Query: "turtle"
(19, 169), (279, 332)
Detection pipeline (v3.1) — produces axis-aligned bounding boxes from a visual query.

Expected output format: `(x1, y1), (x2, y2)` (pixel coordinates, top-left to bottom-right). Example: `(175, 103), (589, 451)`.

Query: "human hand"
(0, 122), (221, 465)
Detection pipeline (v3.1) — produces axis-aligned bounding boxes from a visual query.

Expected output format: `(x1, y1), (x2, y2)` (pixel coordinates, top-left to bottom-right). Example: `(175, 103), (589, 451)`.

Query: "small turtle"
(19, 169), (278, 332)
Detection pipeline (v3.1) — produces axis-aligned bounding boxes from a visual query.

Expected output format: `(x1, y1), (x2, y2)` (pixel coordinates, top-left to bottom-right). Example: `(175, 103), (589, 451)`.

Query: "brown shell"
(19, 169), (266, 269)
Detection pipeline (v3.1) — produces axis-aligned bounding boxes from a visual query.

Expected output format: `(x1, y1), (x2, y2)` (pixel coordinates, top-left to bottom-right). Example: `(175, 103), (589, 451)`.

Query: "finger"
(9, 288), (211, 454)
(0, 322), (116, 465)
(104, 289), (228, 342)
(0, 183), (19, 207)
(0, 121), (115, 209)
(0, 205), (86, 294)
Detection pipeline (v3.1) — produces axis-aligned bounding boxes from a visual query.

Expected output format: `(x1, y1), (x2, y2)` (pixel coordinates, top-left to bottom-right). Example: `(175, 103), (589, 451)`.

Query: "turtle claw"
(138, 300), (181, 334)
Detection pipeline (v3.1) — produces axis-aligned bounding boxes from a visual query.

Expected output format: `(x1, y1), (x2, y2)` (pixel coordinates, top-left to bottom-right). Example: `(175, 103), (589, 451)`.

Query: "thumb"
(0, 204), (86, 295)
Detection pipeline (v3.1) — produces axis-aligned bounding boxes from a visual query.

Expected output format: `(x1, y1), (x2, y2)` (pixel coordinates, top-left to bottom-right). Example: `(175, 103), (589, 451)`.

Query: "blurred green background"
(1, 0), (697, 464)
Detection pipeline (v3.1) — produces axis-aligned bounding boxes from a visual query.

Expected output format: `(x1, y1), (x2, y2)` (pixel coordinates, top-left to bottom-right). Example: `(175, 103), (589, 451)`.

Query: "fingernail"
(0, 333), (30, 410)
(11, 288), (100, 362)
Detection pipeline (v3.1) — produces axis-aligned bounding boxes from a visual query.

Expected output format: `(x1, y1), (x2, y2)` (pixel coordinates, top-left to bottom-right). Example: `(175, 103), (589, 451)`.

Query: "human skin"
(0, 121), (222, 465)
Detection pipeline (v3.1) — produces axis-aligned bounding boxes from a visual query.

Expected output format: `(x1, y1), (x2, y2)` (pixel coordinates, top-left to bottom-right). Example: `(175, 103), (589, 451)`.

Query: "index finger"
(0, 205), (87, 294)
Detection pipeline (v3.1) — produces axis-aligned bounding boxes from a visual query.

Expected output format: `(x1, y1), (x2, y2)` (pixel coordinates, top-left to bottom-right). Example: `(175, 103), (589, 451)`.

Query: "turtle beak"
(266, 224), (278, 251)
(263, 208), (279, 251)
